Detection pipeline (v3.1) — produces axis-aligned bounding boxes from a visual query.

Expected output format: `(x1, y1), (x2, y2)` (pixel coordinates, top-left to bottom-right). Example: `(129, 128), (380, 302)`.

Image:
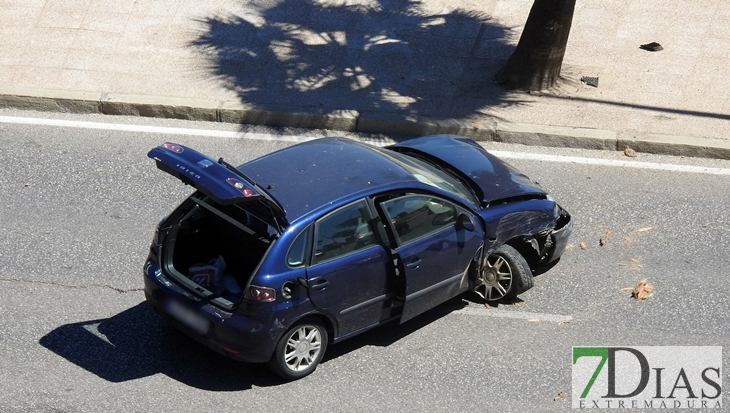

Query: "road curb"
(2, 86), (729, 160)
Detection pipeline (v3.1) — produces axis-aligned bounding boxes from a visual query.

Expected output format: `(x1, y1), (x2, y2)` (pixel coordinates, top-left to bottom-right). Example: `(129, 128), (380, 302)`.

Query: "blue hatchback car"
(143, 135), (572, 379)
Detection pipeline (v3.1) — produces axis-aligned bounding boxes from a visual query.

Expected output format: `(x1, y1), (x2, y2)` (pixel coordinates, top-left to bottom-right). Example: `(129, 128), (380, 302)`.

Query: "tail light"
(244, 285), (276, 302)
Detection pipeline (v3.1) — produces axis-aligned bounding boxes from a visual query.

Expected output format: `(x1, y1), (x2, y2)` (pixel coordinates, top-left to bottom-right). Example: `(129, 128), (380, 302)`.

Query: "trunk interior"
(164, 195), (275, 303)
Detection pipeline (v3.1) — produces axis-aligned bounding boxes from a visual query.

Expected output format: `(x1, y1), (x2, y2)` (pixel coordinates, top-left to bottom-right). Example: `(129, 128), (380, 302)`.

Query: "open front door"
(379, 194), (482, 323)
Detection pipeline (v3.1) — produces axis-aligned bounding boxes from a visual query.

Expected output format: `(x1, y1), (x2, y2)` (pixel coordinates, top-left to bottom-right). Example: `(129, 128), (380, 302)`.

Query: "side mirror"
(456, 213), (475, 232)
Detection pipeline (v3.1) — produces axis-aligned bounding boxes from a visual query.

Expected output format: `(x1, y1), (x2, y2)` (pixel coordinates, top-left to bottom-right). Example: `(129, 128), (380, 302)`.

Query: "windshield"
(372, 146), (479, 206)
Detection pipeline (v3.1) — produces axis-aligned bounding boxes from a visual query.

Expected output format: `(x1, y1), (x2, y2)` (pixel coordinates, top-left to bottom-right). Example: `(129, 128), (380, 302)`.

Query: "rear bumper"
(143, 261), (278, 364)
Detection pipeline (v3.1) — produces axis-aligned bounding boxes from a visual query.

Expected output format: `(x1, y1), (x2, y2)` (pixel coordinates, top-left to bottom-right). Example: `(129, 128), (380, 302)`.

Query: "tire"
(473, 244), (533, 302)
(268, 320), (328, 380)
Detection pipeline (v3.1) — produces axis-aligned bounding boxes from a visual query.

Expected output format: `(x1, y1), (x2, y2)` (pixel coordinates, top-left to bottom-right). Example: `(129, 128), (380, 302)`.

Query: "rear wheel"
(473, 244), (533, 301)
(268, 320), (328, 380)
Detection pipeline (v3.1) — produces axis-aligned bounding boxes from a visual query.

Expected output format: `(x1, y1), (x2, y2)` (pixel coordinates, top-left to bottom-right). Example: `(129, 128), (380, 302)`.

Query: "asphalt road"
(1, 110), (729, 412)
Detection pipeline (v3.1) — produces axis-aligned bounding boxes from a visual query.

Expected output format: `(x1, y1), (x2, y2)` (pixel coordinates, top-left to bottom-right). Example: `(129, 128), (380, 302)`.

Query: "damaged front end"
(530, 206), (573, 266)
(480, 199), (574, 270)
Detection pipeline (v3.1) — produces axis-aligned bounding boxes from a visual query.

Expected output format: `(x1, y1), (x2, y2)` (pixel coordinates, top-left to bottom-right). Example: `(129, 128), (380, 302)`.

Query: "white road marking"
(454, 306), (572, 323)
(0, 115), (312, 143)
(489, 150), (730, 176)
(3, 115), (730, 175)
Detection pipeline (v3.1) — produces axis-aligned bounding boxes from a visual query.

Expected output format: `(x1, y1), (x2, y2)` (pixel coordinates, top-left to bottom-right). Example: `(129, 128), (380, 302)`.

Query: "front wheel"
(268, 320), (328, 380)
(473, 244), (533, 302)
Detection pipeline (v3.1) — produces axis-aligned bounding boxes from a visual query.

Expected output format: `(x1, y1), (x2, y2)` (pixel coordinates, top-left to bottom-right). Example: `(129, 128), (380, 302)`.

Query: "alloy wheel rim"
(478, 254), (513, 300)
(284, 325), (322, 372)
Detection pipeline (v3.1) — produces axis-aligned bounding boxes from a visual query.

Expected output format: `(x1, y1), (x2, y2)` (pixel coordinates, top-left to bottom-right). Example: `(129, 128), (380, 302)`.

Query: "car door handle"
(406, 259), (422, 269)
(310, 280), (329, 290)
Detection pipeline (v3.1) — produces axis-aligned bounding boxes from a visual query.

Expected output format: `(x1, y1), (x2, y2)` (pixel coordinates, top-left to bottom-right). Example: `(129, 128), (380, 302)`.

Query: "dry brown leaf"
(527, 319), (540, 322)
(634, 279), (654, 299)
(637, 227), (654, 232)
(580, 242), (587, 250)
(624, 237), (636, 244)
(565, 243), (575, 252)
(600, 230), (613, 246)
(622, 279), (654, 299)
(624, 146), (637, 157)
(554, 391), (565, 401)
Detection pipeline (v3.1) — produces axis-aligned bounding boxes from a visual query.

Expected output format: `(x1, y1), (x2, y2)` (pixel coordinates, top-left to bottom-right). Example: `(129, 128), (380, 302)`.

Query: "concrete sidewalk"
(1, 0), (729, 158)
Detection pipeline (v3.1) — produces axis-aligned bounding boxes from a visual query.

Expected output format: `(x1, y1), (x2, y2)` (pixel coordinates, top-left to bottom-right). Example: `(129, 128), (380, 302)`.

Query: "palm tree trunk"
(494, 0), (577, 90)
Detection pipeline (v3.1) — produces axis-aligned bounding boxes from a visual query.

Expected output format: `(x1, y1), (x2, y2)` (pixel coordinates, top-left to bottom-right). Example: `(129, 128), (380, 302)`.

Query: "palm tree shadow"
(191, 0), (519, 125)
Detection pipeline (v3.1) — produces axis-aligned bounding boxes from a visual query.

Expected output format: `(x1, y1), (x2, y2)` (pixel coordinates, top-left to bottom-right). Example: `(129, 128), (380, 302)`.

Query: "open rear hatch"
(148, 142), (287, 226)
(148, 143), (287, 309)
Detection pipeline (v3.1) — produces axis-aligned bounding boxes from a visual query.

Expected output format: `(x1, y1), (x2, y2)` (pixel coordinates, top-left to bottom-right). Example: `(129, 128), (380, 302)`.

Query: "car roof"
(238, 137), (418, 222)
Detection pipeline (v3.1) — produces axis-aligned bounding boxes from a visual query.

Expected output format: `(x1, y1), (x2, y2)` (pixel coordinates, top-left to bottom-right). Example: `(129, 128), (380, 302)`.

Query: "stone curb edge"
(2, 86), (729, 160)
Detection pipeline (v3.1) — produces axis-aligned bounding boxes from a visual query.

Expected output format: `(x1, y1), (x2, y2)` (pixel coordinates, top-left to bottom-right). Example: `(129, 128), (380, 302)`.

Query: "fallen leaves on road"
(580, 242), (587, 250)
(624, 146), (637, 157)
(600, 230), (613, 246)
(625, 237), (636, 244)
(554, 392), (566, 401)
(565, 243), (575, 252)
(621, 279), (654, 299)
(637, 227), (654, 232)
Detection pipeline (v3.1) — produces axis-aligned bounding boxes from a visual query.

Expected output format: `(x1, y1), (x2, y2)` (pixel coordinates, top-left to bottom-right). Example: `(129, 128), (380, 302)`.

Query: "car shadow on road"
(39, 298), (471, 390)
(39, 302), (279, 390)
(322, 296), (469, 360)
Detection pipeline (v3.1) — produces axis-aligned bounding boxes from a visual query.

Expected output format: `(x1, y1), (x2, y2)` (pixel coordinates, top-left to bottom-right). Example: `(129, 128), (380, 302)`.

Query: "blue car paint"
(144, 136), (573, 370)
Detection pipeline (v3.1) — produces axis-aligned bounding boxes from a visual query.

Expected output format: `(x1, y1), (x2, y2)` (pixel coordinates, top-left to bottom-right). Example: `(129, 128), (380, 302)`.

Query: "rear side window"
(381, 195), (456, 246)
(286, 226), (311, 267)
(314, 200), (376, 263)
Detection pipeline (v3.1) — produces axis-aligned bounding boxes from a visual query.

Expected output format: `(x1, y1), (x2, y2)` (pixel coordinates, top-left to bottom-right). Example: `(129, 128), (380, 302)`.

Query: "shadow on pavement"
(191, 0), (517, 120)
(39, 302), (278, 390)
(39, 298), (469, 389)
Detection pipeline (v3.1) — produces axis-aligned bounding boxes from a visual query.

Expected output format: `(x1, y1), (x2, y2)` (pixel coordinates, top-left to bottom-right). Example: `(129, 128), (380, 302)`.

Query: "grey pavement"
(1, 0), (729, 158)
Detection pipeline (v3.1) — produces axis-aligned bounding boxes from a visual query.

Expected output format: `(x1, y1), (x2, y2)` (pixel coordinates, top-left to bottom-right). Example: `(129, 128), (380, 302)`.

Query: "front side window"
(314, 200), (376, 263)
(381, 195), (456, 246)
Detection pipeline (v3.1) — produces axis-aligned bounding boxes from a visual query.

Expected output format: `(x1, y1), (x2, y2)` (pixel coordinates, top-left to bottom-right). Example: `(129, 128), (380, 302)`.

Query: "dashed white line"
(454, 306), (573, 323)
(3, 115), (730, 175)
